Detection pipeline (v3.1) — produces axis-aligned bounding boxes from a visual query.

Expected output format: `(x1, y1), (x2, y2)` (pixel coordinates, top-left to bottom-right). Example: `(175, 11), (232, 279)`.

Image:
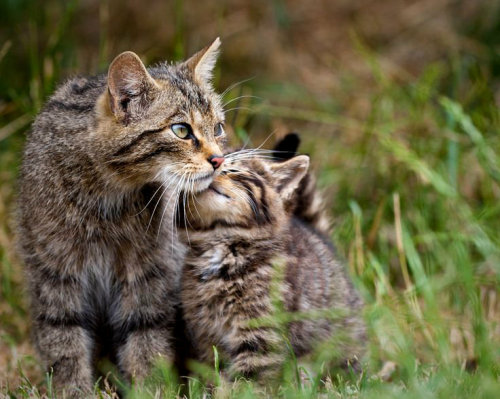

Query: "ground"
(0, 0), (499, 397)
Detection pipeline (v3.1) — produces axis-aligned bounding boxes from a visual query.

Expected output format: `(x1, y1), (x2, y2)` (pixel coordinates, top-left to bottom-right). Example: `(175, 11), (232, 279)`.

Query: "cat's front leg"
(29, 273), (94, 397)
(118, 328), (175, 381)
(34, 324), (94, 396)
(227, 325), (285, 382)
(116, 268), (176, 383)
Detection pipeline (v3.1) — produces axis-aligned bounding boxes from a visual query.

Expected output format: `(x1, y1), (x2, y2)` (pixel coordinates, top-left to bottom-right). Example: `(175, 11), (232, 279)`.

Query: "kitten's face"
(182, 155), (309, 230)
(95, 39), (226, 193)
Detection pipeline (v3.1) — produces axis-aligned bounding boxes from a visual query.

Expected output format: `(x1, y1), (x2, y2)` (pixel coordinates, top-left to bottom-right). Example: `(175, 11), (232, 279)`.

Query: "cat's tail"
(273, 133), (332, 236)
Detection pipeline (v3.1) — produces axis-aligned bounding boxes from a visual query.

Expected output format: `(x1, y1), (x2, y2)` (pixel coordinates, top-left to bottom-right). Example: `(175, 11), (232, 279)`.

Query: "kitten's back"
(285, 217), (365, 358)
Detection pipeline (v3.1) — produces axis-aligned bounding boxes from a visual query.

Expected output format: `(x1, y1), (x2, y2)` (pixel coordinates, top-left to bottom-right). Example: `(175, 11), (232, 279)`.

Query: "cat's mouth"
(188, 172), (215, 193)
(192, 172), (213, 182)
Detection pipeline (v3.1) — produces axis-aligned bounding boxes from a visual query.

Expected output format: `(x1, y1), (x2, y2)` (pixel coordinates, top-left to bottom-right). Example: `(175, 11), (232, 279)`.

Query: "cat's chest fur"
(55, 185), (182, 331)
(183, 238), (279, 282)
(181, 239), (277, 358)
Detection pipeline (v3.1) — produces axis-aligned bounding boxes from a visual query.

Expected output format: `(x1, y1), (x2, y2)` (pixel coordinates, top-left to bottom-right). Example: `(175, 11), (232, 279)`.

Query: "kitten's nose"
(208, 155), (225, 170)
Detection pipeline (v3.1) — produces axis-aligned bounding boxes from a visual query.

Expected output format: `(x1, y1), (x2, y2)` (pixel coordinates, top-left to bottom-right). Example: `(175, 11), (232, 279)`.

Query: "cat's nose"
(208, 155), (225, 170)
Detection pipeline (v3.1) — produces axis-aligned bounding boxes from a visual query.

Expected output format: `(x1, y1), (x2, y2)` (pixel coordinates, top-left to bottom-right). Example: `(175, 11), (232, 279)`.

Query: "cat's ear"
(270, 155), (309, 202)
(184, 37), (221, 86)
(107, 51), (158, 122)
(272, 132), (301, 161)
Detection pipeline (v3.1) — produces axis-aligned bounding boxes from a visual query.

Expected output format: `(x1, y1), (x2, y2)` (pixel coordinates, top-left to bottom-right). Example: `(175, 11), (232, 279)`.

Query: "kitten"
(16, 38), (226, 396)
(178, 154), (366, 381)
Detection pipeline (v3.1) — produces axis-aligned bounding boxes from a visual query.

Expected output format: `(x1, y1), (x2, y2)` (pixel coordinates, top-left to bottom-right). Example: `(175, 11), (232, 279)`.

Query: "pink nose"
(209, 155), (225, 170)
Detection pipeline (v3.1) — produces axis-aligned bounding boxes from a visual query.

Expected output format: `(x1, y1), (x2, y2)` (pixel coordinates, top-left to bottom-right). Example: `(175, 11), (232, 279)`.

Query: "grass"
(0, 0), (499, 397)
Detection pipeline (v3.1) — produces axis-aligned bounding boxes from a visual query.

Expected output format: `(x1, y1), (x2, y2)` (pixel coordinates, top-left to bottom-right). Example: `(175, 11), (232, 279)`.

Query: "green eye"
(215, 123), (225, 137)
(171, 123), (192, 139)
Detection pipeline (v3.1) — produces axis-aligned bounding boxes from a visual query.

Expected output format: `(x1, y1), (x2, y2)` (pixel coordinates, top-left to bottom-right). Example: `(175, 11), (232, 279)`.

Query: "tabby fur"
(271, 132), (331, 235)
(17, 39), (226, 395)
(178, 155), (365, 380)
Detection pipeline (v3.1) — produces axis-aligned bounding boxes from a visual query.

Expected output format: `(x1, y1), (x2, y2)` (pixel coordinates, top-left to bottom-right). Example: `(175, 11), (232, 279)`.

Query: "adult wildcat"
(178, 154), (366, 381)
(17, 38), (226, 396)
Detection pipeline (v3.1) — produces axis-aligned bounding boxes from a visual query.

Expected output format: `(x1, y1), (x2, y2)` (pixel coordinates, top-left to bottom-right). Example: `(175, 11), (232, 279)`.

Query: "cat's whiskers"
(185, 171), (205, 236)
(190, 191), (204, 222)
(171, 183), (180, 255)
(223, 106), (252, 114)
(234, 128), (279, 152)
(159, 171), (186, 240)
(186, 172), (203, 225)
(134, 181), (166, 217)
(181, 173), (195, 245)
(257, 129), (279, 149)
(97, 162), (187, 197)
(130, 166), (182, 218)
(146, 168), (185, 233)
(220, 167), (265, 182)
(173, 173), (189, 244)
(225, 153), (278, 165)
(223, 95), (260, 108)
(220, 77), (255, 98)
(145, 182), (172, 233)
(225, 149), (277, 159)
(226, 154), (278, 162)
(238, 132), (254, 152)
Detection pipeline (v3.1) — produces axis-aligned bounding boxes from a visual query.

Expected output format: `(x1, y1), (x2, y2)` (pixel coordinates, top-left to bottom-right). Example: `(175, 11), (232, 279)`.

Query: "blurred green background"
(0, 0), (499, 397)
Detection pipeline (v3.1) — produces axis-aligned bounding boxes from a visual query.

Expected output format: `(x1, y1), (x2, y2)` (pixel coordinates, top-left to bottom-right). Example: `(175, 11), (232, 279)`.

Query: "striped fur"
(16, 39), (226, 396)
(178, 156), (366, 381)
(272, 133), (332, 235)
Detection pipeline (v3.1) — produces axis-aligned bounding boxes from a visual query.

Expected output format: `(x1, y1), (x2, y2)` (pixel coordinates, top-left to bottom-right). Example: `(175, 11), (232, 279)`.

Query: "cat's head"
(95, 38), (226, 193)
(181, 154), (310, 232)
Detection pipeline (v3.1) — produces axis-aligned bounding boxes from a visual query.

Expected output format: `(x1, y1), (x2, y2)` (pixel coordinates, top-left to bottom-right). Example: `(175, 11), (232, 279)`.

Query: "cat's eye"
(171, 123), (192, 139)
(214, 123), (225, 137)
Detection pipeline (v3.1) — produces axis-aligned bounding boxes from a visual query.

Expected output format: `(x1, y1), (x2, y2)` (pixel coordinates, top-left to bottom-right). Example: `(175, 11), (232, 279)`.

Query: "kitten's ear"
(184, 37), (221, 86)
(107, 51), (158, 121)
(270, 155), (309, 202)
(272, 132), (301, 161)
